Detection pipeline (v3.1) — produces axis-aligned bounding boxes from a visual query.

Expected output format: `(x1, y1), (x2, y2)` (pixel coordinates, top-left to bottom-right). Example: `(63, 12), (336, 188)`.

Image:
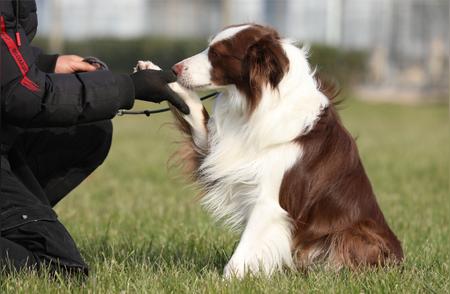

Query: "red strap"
(21, 76), (40, 92)
(15, 32), (21, 47)
(1, 16), (39, 92)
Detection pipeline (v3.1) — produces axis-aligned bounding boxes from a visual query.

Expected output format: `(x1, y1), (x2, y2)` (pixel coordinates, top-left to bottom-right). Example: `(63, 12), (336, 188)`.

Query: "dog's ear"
(243, 35), (289, 111)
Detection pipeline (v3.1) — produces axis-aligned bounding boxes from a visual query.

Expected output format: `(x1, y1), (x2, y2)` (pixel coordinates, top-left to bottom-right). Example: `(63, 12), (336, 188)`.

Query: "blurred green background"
(34, 0), (449, 102)
(33, 37), (368, 90)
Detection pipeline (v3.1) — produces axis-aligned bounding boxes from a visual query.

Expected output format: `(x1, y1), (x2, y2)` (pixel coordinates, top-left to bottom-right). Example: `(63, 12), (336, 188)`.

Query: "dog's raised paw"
(133, 60), (162, 72)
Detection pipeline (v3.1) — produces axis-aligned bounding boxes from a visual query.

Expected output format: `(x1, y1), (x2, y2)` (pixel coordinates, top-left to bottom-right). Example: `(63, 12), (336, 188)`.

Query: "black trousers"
(0, 120), (112, 275)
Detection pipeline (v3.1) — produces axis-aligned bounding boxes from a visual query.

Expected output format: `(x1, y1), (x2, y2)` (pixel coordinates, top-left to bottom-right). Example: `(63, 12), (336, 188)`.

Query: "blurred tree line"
(34, 37), (367, 89)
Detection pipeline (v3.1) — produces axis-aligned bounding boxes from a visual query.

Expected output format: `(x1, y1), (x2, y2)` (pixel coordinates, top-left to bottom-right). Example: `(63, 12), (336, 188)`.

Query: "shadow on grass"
(80, 233), (409, 280)
(81, 231), (233, 275)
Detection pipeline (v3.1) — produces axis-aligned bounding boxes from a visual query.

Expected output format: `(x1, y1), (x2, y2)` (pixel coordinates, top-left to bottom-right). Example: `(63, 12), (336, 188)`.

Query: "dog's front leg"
(222, 146), (300, 279)
(224, 199), (294, 279)
(134, 61), (208, 151)
(167, 82), (209, 152)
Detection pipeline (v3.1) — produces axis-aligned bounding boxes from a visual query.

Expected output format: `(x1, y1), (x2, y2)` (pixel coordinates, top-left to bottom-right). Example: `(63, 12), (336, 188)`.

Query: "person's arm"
(1, 17), (189, 128)
(1, 23), (135, 128)
(31, 46), (59, 73)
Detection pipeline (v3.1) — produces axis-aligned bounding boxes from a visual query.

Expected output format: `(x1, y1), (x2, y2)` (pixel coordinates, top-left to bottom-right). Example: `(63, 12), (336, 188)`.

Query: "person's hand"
(130, 69), (190, 114)
(55, 55), (98, 74)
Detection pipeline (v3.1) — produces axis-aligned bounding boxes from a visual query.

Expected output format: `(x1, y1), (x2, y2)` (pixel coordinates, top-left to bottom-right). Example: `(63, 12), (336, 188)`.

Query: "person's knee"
(95, 119), (113, 138)
(89, 120), (113, 167)
(97, 119), (113, 155)
(0, 237), (37, 273)
(1, 219), (89, 276)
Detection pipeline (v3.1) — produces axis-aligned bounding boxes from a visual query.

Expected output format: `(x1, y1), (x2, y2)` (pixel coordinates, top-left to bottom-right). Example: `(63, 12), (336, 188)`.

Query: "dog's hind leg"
(324, 220), (404, 269)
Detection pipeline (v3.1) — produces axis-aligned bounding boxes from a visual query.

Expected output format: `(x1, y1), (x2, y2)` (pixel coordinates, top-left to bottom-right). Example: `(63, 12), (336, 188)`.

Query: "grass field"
(1, 98), (448, 293)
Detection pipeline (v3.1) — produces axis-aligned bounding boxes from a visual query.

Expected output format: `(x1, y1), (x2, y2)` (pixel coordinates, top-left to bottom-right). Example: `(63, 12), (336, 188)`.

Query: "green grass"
(1, 99), (448, 293)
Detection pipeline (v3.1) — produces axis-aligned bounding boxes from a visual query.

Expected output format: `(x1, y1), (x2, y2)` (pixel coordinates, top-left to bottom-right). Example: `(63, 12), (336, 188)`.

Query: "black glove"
(130, 69), (190, 114)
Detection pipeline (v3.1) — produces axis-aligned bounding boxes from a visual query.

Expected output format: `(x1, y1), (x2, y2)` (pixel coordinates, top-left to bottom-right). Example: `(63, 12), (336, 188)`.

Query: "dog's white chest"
(198, 104), (301, 231)
(198, 115), (263, 229)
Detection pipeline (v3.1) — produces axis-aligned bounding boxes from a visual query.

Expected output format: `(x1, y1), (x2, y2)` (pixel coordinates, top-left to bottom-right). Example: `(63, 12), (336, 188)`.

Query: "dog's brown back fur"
(279, 82), (403, 269)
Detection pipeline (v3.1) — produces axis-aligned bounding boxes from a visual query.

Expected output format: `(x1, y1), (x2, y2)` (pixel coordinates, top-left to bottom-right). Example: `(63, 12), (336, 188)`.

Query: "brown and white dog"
(136, 24), (403, 278)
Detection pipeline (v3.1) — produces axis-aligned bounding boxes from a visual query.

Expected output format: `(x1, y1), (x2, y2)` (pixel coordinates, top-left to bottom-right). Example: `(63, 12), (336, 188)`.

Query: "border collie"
(136, 23), (403, 278)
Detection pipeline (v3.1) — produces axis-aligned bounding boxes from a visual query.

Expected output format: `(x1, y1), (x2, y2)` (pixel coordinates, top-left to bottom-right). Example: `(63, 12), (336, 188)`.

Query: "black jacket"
(0, 0), (135, 151)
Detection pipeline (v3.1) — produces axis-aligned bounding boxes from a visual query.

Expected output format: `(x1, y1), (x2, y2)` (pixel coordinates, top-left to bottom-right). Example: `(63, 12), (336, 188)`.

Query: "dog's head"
(172, 24), (290, 111)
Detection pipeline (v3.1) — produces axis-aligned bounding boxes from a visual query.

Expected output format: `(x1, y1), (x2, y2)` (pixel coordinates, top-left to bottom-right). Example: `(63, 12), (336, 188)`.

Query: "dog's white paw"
(133, 60), (199, 105)
(133, 60), (162, 72)
(132, 60), (203, 125)
(223, 260), (246, 280)
(223, 253), (283, 279)
(223, 257), (265, 279)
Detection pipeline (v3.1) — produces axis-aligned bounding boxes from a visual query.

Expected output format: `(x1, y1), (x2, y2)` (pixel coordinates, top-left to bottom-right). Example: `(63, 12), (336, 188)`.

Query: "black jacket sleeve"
(31, 46), (59, 73)
(35, 53), (58, 73)
(1, 21), (135, 128)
